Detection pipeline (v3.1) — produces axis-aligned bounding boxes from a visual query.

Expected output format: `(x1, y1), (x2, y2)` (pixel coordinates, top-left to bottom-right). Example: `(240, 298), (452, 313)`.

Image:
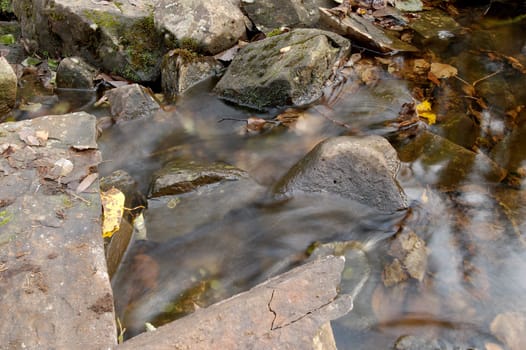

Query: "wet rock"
(115, 256), (352, 350)
(149, 159), (247, 198)
(0, 113), (116, 348)
(0, 21), (24, 64)
(161, 49), (223, 99)
(394, 0), (423, 12)
(105, 84), (160, 123)
(394, 130), (506, 189)
(386, 228), (428, 284)
(56, 56), (98, 90)
(0, 55), (16, 119)
(100, 169), (147, 218)
(319, 8), (418, 54)
(13, 0), (163, 82)
(154, 0), (248, 55)
(394, 335), (447, 350)
(490, 312), (526, 350)
(274, 135), (408, 212)
(214, 28), (350, 110)
(146, 178), (265, 242)
(408, 9), (461, 44)
(242, 0), (334, 32)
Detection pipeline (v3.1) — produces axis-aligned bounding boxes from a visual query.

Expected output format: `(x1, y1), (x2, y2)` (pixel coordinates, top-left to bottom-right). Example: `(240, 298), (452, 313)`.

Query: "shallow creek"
(14, 7), (526, 349)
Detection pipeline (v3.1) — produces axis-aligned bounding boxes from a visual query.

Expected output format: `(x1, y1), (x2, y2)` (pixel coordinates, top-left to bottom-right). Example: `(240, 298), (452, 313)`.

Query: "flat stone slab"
(0, 113), (117, 348)
(116, 255), (352, 349)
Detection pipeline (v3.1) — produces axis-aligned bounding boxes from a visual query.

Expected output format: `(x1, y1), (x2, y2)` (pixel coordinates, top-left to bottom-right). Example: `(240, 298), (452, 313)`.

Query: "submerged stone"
(274, 135), (408, 212)
(394, 130), (506, 189)
(214, 28), (350, 110)
(149, 159), (247, 198)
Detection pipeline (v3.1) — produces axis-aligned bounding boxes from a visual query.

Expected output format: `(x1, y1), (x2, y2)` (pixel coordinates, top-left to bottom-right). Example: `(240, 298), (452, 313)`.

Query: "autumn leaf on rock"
(101, 188), (125, 238)
(416, 100), (436, 125)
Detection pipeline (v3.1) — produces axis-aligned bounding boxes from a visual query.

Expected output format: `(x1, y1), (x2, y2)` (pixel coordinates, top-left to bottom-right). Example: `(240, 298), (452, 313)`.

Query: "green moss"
(0, 210), (12, 226)
(179, 37), (200, 52)
(83, 10), (120, 32)
(113, 1), (124, 13)
(266, 28), (282, 38)
(0, 0), (12, 13)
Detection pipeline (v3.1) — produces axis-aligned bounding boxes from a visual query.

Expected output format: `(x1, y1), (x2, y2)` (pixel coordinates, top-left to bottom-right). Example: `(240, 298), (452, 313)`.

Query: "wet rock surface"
(149, 159), (248, 197)
(275, 135), (408, 212)
(161, 50), (223, 98)
(115, 255), (352, 350)
(56, 56), (98, 90)
(0, 113), (116, 348)
(214, 28), (350, 110)
(105, 84), (160, 123)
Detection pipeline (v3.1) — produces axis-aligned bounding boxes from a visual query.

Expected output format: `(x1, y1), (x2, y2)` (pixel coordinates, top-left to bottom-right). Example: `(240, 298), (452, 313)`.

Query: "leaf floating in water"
(416, 100), (436, 125)
(101, 188), (125, 238)
(430, 62), (458, 79)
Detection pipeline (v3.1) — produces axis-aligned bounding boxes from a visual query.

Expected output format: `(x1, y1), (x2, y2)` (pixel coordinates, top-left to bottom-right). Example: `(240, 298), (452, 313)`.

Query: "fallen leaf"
(101, 188), (125, 238)
(430, 62), (458, 79)
(76, 173), (99, 194)
(416, 100), (437, 125)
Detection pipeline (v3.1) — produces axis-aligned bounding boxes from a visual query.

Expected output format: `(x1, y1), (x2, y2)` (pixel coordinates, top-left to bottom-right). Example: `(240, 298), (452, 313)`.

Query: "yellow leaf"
(416, 100), (436, 125)
(419, 111), (437, 125)
(101, 188), (125, 238)
(416, 100), (432, 113)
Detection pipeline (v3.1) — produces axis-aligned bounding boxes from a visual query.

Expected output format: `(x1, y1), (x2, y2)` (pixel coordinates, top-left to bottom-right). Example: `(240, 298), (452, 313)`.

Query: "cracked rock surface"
(116, 255), (352, 349)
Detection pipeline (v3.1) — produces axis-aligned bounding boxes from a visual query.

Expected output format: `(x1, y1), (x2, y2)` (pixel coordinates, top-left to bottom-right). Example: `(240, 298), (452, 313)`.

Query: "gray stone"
(154, 0), (249, 55)
(408, 9), (461, 42)
(56, 56), (98, 89)
(319, 8), (418, 54)
(13, 0), (163, 82)
(105, 84), (160, 123)
(115, 256), (352, 349)
(214, 28), (350, 110)
(242, 0), (334, 32)
(275, 136), (408, 212)
(0, 113), (117, 348)
(149, 159), (247, 198)
(161, 50), (223, 99)
(0, 56), (16, 119)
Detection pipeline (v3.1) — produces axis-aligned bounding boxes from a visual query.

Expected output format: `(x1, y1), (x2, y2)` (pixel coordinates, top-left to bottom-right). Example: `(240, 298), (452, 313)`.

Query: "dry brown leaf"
(76, 173), (99, 194)
(430, 62), (458, 79)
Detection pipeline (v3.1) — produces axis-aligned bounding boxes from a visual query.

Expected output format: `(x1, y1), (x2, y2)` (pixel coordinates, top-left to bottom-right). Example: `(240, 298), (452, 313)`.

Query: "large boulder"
(56, 56), (98, 89)
(13, 0), (163, 82)
(274, 136), (408, 212)
(214, 28), (350, 110)
(154, 0), (249, 55)
(0, 55), (16, 119)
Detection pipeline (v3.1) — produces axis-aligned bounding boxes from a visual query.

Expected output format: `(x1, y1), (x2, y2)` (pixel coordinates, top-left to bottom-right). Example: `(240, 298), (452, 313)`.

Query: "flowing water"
(13, 5), (526, 349)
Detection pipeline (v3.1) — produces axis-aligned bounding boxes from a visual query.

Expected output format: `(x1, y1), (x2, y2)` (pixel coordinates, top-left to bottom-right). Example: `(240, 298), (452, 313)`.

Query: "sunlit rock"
(154, 0), (249, 55)
(0, 56), (16, 119)
(275, 135), (408, 212)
